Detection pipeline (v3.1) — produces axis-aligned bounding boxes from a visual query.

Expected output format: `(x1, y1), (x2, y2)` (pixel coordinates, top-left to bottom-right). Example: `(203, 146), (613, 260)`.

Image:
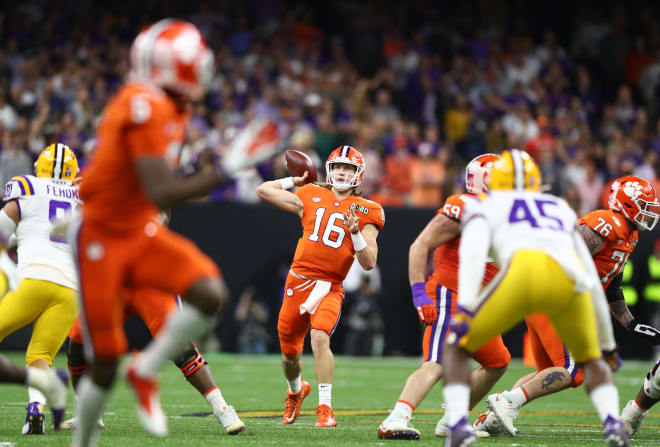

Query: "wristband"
(351, 230), (367, 251)
(279, 177), (295, 190)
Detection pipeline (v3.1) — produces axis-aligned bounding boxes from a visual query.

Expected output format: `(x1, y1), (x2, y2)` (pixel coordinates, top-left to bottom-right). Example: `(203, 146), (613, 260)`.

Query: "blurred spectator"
(234, 286), (271, 354)
(0, 131), (31, 186)
(575, 159), (605, 215)
(410, 133), (446, 208)
(342, 262), (383, 356)
(382, 141), (413, 205)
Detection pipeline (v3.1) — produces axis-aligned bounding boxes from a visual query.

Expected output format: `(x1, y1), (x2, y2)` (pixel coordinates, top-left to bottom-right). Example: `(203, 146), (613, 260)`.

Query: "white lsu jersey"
(3, 175), (80, 290)
(462, 191), (595, 292)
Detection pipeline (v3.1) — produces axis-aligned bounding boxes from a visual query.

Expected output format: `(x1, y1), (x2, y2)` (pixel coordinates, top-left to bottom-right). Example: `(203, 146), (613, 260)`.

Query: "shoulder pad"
(4, 176), (35, 201)
(580, 210), (621, 242)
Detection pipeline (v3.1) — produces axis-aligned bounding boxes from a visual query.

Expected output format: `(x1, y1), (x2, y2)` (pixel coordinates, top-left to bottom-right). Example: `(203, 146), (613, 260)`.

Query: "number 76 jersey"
(4, 175), (81, 290)
(290, 184), (385, 283)
(578, 209), (638, 289)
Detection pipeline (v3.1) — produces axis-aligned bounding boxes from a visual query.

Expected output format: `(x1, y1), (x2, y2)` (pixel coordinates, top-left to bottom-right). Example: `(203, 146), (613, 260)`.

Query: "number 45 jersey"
(463, 190), (593, 290)
(291, 184), (385, 283)
(578, 209), (638, 290)
(3, 175), (81, 290)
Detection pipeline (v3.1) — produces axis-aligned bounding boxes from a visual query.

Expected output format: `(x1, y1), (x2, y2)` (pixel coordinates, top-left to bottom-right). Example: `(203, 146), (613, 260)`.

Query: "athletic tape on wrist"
(351, 230), (367, 251)
(279, 177), (295, 190)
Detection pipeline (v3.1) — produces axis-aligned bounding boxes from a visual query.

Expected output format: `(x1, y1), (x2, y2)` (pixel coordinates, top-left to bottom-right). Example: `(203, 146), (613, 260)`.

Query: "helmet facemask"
(325, 161), (363, 192)
(632, 196), (660, 231)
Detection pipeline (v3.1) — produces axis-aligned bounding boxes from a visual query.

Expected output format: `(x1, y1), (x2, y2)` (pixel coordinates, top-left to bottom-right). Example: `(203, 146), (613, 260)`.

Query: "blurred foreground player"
(257, 146), (385, 427)
(475, 175), (660, 437)
(0, 143), (80, 434)
(378, 154), (511, 440)
(71, 20), (240, 447)
(442, 150), (628, 447)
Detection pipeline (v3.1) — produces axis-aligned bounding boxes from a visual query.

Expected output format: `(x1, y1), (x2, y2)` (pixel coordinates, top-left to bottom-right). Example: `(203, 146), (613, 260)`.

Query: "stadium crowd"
(1, 1), (660, 214)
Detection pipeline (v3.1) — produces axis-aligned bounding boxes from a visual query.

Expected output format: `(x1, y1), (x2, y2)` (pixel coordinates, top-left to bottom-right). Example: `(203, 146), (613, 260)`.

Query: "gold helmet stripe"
(511, 148), (524, 190)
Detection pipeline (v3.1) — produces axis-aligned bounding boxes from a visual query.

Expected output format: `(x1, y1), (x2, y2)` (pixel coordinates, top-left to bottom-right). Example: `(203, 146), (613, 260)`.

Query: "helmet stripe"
(139, 19), (174, 77)
(511, 149), (524, 190)
(52, 143), (64, 179)
(341, 145), (349, 158)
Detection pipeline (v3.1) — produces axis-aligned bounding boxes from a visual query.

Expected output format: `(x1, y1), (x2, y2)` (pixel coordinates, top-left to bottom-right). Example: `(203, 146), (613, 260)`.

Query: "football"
(285, 150), (317, 183)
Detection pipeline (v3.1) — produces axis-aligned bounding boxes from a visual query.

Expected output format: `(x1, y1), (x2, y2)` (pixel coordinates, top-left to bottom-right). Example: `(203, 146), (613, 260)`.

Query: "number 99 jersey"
(290, 184), (385, 283)
(3, 175), (81, 290)
(578, 209), (638, 290)
(463, 191), (593, 289)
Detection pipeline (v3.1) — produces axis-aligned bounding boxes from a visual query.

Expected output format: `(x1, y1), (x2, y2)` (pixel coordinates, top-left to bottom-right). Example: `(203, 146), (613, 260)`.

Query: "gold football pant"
(458, 250), (601, 364)
(0, 278), (78, 366)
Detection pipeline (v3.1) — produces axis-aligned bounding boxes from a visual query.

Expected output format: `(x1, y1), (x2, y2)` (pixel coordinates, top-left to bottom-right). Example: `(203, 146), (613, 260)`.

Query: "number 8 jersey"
(578, 209), (638, 289)
(3, 175), (81, 290)
(291, 184), (385, 282)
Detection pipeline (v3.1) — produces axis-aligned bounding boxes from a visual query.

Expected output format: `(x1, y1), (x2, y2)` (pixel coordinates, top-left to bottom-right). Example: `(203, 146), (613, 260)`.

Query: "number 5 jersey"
(3, 175), (81, 290)
(290, 184), (385, 282)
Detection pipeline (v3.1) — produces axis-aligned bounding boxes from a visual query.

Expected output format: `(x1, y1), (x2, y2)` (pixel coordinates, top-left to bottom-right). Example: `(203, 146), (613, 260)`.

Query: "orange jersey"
(80, 82), (189, 232)
(578, 209), (638, 290)
(431, 193), (498, 292)
(290, 184), (385, 283)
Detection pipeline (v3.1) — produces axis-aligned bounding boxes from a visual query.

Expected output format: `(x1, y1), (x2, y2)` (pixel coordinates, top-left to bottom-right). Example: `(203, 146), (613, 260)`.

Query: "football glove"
(602, 348), (622, 372)
(626, 319), (660, 345)
(411, 282), (437, 325)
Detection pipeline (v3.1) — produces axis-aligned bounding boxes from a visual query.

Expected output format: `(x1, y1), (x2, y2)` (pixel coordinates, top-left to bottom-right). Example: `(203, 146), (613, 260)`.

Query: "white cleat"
(435, 413), (489, 438)
(377, 412), (420, 440)
(58, 417), (105, 430)
(214, 406), (245, 435)
(487, 393), (519, 437)
(620, 400), (647, 437)
(126, 363), (168, 437)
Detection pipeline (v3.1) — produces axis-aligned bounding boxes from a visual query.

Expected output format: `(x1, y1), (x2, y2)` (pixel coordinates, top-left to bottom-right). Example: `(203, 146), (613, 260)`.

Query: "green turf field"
(0, 352), (658, 446)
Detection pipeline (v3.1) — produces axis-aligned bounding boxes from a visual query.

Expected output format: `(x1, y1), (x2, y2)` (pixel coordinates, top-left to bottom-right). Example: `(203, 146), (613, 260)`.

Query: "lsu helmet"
(608, 175), (660, 231)
(465, 153), (500, 194)
(130, 19), (215, 101)
(35, 143), (78, 182)
(488, 149), (541, 192)
(325, 145), (366, 191)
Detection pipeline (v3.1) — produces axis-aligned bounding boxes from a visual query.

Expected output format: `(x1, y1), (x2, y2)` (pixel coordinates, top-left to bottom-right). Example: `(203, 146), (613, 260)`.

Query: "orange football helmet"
(465, 153), (500, 194)
(325, 146), (366, 191)
(608, 175), (660, 231)
(130, 19), (214, 100)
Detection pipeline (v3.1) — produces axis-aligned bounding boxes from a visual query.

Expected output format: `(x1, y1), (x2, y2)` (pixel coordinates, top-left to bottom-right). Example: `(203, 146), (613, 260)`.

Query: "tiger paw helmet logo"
(622, 181), (643, 200)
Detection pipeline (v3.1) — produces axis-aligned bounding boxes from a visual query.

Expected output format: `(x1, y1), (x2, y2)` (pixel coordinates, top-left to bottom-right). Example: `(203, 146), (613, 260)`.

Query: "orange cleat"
(281, 380), (311, 424)
(316, 404), (337, 427)
(126, 362), (167, 437)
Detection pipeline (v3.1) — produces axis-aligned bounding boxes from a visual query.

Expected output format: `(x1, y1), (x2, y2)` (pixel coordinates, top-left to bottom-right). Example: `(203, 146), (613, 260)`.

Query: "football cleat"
(487, 392), (519, 436)
(436, 413), (489, 438)
(603, 415), (630, 447)
(281, 380), (311, 425)
(472, 410), (511, 436)
(58, 416), (105, 431)
(126, 362), (167, 437)
(620, 400), (647, 437)
(214, 405), (245, 435)
(315, 404), (337, 427)
(41, 369), (68, 430)
(445, 416), (476, 447)
(22, 402), (45, 435)
(377, 412), (420, 440)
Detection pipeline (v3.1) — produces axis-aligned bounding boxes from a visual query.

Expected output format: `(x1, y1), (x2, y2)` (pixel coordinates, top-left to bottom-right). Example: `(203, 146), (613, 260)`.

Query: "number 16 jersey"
(291, 184), (385, 283)
(3, 175), (81, 289)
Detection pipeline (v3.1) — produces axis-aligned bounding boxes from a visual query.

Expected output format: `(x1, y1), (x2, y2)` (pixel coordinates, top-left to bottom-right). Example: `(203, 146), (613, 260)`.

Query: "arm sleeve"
(605, 273), (624, 303)
(573, 230), (617, 351)
(457, 216), (490, 313)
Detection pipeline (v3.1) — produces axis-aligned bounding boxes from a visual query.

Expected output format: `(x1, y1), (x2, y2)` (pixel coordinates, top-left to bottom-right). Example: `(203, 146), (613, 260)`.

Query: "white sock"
(393, 401), (413, 420)
(28, 386), (47, 405)
(205, 387), (229, 413)
(589, 384), (620, 422)
(443, 383), (470, 427)
(505, 387), (527, 408)
(136, 304), (212, 377)
(287, 376), (302, 394)
(25, 368), (51, 394)
(319, 383), (332, 407)
(72, 376), (108, 447)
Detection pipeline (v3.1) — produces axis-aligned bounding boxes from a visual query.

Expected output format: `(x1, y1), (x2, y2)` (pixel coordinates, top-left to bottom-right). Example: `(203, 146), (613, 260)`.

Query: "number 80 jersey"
(3, 175), (81, 290)
(290, 184), (385, 283)
(578, 209), (638, 290)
